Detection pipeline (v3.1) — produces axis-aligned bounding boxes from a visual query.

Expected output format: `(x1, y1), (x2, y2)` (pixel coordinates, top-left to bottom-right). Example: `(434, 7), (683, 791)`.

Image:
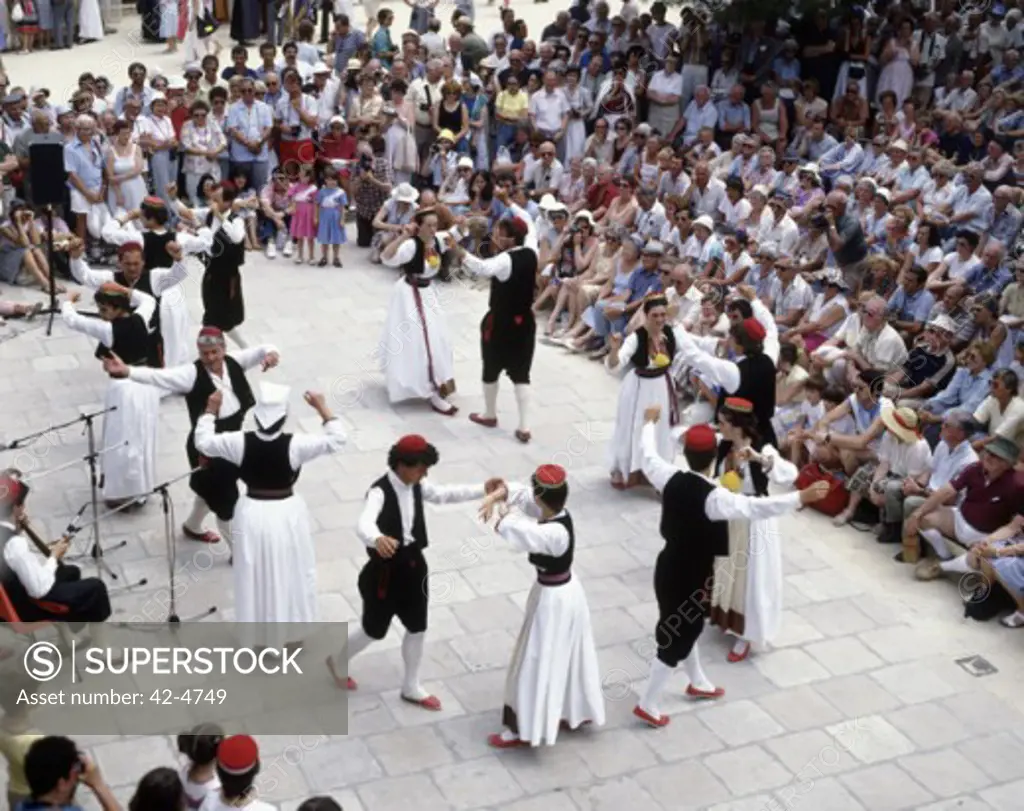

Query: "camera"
(811, 212), (829, 229)
(359, 153), (373, 171)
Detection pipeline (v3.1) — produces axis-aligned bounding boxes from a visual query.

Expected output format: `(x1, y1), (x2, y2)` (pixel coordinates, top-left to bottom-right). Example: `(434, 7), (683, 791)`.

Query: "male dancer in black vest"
(676, 315), (779, 446)
(327, 435), (503, 709)
(448, 193), (539, 444)
(103, 328), (279, 551)
(632, 406), (830, 728)
(199, 182), (249, 349)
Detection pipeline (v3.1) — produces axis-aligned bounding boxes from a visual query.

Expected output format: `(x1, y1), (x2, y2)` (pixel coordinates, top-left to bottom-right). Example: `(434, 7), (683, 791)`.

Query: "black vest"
(114, 269), (162, 367)
(369, 474), (428, 558)
(630, 325), (677, 377)
(660, 471), (729, 560)
(402, 236), (442, 278)
(206, 211), (245, 269)
(715, 437), (769, 497)
(488, 247), (537, 324)
(528, 512), (574, 576)
(143, 230), (176, 269)
(238, 433), (300, 490)
(93, 313), (151, 366)
(715, 353), (777, 439)
(114, 269), (156, 298)
(184, 357), (255, 466)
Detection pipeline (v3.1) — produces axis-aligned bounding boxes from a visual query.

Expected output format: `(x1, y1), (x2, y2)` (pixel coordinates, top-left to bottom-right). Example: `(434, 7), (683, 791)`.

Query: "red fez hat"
(533, 464), (567, 487)
(197, 326), (225, 345)
(742, 318), (766, 343)
(95, 281), (131, 300)
(723, 397), (754, 414)
(0, 475), (25, 508)
(117, 241), (143, 257)
(505, 216), (528, 241)
(395, 434), (429, 455)
(683, 424), (717, 453)
(142, 196), (166, 208)
(217, 735), (259, 775)
(220, 180), (237, 194)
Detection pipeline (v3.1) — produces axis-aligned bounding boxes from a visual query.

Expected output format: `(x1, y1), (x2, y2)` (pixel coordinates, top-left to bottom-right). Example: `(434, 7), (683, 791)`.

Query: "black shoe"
(876, 523), (901, 544)
(333, 258), (342, 268)
(893, 551), (906, 563)
(317, 257), (327, 267)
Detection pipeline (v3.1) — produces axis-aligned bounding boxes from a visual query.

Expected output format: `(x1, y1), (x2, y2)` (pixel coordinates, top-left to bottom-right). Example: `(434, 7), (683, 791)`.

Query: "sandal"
(317, 257), (328, 267)
(333, 258), (342, 268)
(1000, 611), (1024, 628)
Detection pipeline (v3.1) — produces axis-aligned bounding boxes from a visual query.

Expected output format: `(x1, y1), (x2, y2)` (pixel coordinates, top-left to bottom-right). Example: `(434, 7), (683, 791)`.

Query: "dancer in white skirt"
(708, 397), (797, 663)
(605, 295), (680, 490)
(60, 284), (161, 509)
(379, 208), (458, 416)
(479, 464), (605, 748)
(195, 383), (345, 648)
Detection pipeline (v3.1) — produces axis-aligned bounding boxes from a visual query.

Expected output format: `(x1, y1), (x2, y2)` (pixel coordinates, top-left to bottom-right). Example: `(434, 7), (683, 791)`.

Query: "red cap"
(0, 475), (25, 508)
(683, 424), (717, 453)
(142, 196), (166, 208)
(742, 318), (766, 343)
(533, 464), (567, 487)
(197, 326), (225, 345)
(217, 735), (259, 775)
(723, 397), (754, 414)
(395, 434), (429, 455)
(117, 241), (143, 257)
(506, 217), (528, 241)
(96, 281), (131, 299)
(220, 180), (237, 194)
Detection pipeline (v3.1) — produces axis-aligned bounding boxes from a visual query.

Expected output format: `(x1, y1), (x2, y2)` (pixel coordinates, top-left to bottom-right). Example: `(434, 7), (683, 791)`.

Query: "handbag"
(794, 462), (849, 518)
(11, 3), (24, 23)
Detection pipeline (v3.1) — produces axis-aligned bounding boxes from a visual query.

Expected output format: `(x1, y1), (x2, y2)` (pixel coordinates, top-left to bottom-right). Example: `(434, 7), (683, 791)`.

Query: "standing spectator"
(226, 78), (273, 190)
(824, 189), (868, 292)
(63, 115), (105, 262)
(353, 137), (393, 246)
(181, 100), (227, 204)
(276, 68), (319, 171)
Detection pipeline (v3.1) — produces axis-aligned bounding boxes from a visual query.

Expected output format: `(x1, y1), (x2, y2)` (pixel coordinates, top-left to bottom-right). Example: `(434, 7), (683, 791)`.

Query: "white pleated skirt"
(100, 377), (160, 500)
(380, 278), (455, 403)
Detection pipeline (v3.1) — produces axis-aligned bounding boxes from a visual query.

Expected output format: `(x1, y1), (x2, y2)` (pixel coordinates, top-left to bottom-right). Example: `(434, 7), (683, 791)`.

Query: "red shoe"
(514, 429), (532, 444)
(469, 412), (498, 428)
(686, 684), (725, 700)
(632, 705), (670, 728)
(182, 525), (220, 544)
(400, 693), (442, 711)
(727, 643), (751, 663)
(610, 479), (628, 491)
(487, 733), (528, 749)
(431, 402), (459, 417)
(325, 656), (356, 690)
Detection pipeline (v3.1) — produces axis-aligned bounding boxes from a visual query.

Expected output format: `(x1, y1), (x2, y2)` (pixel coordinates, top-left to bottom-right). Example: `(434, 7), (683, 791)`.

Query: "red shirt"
(586, 180), (618, 212)
(169, 105), (190, 139)
(320, 134), (357, 161)
(949, 462), (1024, 533)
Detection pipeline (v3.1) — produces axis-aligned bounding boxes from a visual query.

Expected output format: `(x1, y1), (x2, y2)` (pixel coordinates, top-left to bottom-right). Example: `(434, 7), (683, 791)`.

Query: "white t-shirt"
(878, 433), (933, 478)
(973, 395), (1024, 445)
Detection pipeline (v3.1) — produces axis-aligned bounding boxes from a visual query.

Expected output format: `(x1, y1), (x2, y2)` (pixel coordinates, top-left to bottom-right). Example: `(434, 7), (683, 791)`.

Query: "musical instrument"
(16, 519), (69, 569)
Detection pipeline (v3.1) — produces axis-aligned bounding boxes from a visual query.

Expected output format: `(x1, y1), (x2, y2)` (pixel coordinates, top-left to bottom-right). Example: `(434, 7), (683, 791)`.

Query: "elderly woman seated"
(369, 182), (419, 263)
(0, 201), (63, 293)
(817, 405), (933, 532)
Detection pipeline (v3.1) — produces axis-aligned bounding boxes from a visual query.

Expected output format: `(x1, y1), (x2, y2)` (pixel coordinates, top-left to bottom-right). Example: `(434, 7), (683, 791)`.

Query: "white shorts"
(70, 188), (93, 215)
(954, 509), (990, 547)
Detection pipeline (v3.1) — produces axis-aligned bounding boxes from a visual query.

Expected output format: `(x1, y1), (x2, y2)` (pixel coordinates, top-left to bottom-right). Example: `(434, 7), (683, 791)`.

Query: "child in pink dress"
(287, 164), (318, 265)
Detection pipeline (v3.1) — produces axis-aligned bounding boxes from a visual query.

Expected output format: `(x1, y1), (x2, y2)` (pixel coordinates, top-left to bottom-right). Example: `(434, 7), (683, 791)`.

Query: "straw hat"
(880, 406), (921, 443)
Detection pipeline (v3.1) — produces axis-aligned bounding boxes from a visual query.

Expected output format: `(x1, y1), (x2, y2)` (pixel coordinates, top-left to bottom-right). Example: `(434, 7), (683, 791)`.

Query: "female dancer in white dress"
(605, 295), (679, 490)
(480, 464), (605, 749)
(708, 397), (797, 662)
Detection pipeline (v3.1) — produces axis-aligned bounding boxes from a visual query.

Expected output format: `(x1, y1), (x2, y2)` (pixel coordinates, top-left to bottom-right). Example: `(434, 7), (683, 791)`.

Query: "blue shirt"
(964, 264), (1014, 297)
(579, 49), (612, 73)
(716, 100), (750, 131)
(925, 367), (993, 416)
(771, 56), (801, 82)
(887, 286), (935, 324)
(63, 136), (104, 192)
(226, 99), (274, 163)
(626, 266), (663, 303)
(334, 29), (367, 74)
(371, 27), (395, 68)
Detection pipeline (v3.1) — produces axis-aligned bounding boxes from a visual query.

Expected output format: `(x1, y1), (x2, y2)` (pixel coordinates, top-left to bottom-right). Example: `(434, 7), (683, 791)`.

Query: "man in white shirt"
(819, 295), (908, 388)
(673, 85), (718, 147)
(912, 13), (947, 107)
(0, 472), (112, 625)
(528, 71), (570, 160)
(526, 142), (565, 201)
(769, 258), (814, 330)
(408, 59), (444, 172)
(685, 161), (726, 220)
(973, 369), (1024, 448)
(763, 192), (800, 255)
(936, 70), (979, 112)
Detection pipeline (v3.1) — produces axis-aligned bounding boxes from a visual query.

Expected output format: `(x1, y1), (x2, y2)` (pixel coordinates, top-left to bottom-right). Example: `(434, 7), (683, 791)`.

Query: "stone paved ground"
(2, 10), (1024, 810)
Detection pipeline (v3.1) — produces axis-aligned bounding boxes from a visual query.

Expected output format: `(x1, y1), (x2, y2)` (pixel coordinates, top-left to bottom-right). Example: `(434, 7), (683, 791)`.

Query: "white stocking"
(482, 381), (499, 419)
(335, 626), (374, 670)
(226, 328), (248, 349)
(513, 384), (530, 432)
(215, 518), (233, 556)
(183, 496), (209, 533)
(639, 658), (674, 718)
(682, 643), (715, 692)
(401, 631), (429, 700)
(920, 527), (953, 560)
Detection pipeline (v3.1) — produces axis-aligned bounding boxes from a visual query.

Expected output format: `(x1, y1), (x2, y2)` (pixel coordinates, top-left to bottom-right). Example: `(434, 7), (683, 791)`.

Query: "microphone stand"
(44, 204), (57, 336)
(0, 407), (115, 453)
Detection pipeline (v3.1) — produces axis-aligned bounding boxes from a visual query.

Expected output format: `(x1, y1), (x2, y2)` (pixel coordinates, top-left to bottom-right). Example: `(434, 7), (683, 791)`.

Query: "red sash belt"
(407, 276), (441, 392)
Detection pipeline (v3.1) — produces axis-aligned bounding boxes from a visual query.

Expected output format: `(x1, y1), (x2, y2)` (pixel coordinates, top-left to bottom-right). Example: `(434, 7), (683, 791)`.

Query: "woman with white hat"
(370, 182), (418, 263)
(195, 384), (346, 647)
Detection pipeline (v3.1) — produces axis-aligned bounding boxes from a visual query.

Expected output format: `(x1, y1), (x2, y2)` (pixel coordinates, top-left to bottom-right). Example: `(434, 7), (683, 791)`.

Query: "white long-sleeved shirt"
(495, 482), (570, 556)
(381, 232), (457, 276)
(193, 413), (346, 471)
(101, 218), (214, 255)
(355, 470), (485, 547)
(70, 256), (191, 301)
(128, 346), (277, 418)
(60, 289), (157, 348)
(461, 204), (538, 282)
(190, 207), (247, 245)
(639, 424), (801, 521)
(1, 521), (57, 599)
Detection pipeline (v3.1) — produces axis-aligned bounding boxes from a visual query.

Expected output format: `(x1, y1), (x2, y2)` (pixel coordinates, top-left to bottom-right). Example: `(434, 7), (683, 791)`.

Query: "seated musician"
(0, 472), (111, 628)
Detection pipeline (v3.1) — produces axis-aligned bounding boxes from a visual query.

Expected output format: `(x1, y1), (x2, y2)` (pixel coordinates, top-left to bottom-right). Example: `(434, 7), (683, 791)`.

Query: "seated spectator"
(927, 282), (977, 350)
(128, 768), (183, 811)
(903, 219), (944, 276)
(826, 405), (933, 531)
(0, 201), (61, 291)
(21, 736), (119, 811)
(965, 511), (1024, 628)
(815, 295), (908, 389)
(768, 257), (814, 331)
(907, 436), (1024, 582)
(927, 229), (982, 295)
(369, 182), (419, 264)
(972, 369), (1024, 450)
(964, 240), (1014, 298)
(885, 314), (958, 407)
(719, 226), (753, 286)
(803, 368), (893, 476)
(971, 294), (1014, 370)
(987, 186), (1024, 249)
(783, 268), (851, 353)
(886, 264), (935, 342)
(258, 169), (293, 259)
(565, 235), (641, 357)
(919, 342), (995, 445)
(947, 163), (993, 236)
